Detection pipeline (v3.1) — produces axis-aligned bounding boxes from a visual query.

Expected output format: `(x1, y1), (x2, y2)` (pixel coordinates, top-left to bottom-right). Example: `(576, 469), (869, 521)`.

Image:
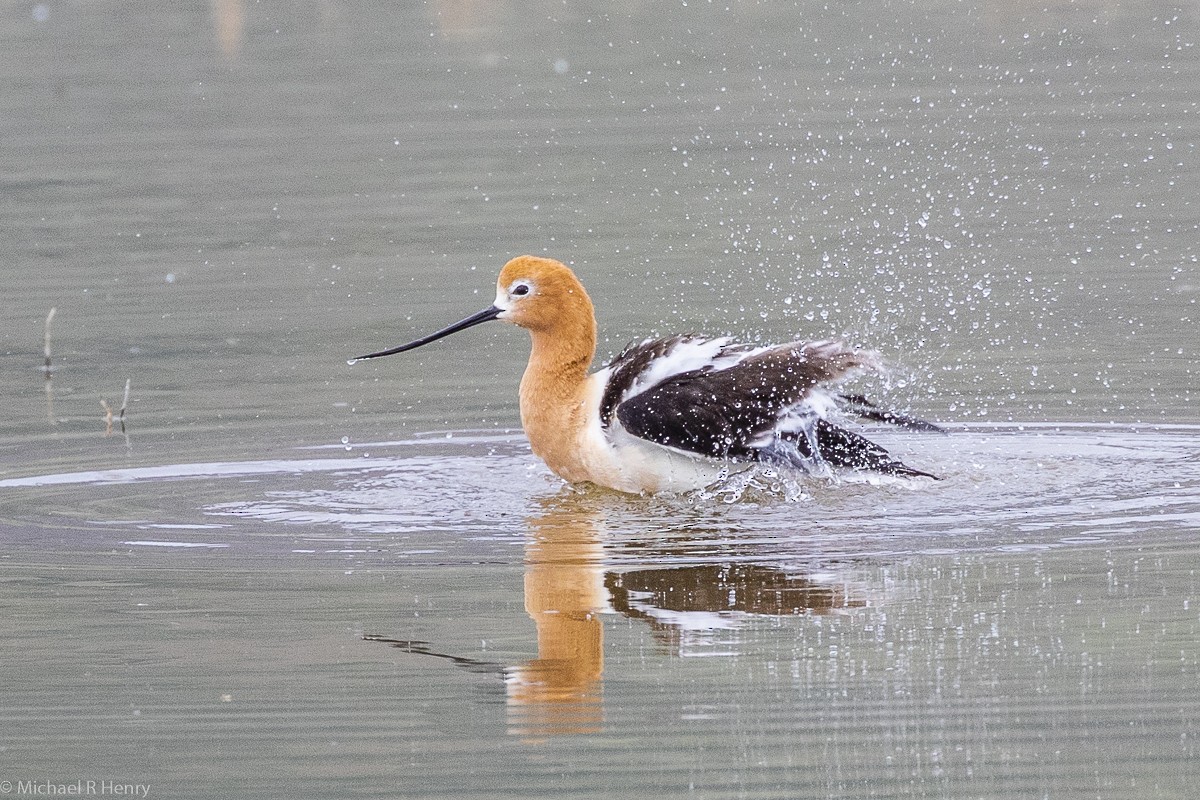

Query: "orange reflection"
(367, 495), (873, 741)
(431, 0), (505, 42)
(506, 497), (606, 739)
(210, 0), (245, 59)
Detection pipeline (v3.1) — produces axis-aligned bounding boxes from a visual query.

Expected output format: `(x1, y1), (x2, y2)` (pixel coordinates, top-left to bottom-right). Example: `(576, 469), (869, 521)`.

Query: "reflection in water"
(511, 498), (870, 736)
(506, 498), (607, 738)
(43, 367), (55, 427)
(431, 0), (506, 42)
(608, 563), (865, 655)
(210, 0), (245, 59)
(43, 307), (56, 426)
(364, 495), (872, 740)
(362, 636), (504, 677)
(362, 497), (608, 740)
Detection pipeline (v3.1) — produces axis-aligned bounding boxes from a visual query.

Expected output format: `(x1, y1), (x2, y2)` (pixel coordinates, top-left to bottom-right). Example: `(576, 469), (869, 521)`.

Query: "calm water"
(2, 1), (1199, 798)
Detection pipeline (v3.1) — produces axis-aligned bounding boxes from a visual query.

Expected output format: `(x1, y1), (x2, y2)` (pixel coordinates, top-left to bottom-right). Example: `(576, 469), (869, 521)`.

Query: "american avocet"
(353, 255), (939, 494)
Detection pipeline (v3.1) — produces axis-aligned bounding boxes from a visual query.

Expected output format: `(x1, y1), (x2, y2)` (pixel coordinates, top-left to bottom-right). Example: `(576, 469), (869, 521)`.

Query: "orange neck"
(518, 312), (598, 478)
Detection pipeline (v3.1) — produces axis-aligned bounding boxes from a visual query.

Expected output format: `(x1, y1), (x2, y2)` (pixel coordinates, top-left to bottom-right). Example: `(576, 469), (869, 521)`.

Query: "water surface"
(2, 1), (1198, 798)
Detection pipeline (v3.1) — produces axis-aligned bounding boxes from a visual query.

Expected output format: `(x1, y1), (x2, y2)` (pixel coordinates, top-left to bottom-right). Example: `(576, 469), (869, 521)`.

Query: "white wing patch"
(619, 336), (768, 403)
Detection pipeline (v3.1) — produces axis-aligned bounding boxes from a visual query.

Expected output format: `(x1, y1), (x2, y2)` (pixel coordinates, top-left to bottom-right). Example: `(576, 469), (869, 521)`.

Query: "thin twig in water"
(43, 308), (58, 424)
(119, 378), (131, 433)
(100, 379), (132, 437)
(43, 307), (57, 377)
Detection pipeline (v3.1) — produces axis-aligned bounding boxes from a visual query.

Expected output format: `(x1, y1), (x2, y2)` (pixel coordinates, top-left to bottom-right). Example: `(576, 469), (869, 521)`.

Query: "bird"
(352, 255), (940, 494)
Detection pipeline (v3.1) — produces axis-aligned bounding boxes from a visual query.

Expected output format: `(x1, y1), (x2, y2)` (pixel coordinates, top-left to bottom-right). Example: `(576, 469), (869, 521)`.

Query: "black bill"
(351, 305), (501, 363)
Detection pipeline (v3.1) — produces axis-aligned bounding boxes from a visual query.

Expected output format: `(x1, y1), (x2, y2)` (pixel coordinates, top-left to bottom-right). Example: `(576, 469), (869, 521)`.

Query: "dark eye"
(512, 283), (531, 297)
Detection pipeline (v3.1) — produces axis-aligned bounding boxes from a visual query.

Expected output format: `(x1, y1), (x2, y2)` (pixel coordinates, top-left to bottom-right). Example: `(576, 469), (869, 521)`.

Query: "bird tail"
(757, 417), (939, 480)
(836, 393), (946, 433)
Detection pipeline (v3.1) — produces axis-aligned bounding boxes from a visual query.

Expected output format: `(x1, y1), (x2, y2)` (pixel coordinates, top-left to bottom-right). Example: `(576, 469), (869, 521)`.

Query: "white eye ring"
(511, 282), (532, 297)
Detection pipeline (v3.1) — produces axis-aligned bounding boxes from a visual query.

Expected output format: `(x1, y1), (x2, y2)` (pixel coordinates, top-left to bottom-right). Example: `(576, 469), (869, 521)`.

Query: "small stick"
(43, 308), (57, 424)
(43, 307), (57, 377)
(119, 378), (131, 433)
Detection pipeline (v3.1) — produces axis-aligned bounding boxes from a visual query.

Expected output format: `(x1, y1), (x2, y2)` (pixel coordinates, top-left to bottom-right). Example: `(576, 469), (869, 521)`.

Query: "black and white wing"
(600, 335), (938, 479)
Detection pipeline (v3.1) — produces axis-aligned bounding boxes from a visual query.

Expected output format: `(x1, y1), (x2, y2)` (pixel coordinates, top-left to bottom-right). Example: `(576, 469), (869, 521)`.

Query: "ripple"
(0, 425), (1195, 566)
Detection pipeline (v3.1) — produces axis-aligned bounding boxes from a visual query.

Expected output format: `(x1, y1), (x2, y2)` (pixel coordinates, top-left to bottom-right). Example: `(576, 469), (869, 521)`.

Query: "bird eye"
(511, 283), (531, 297)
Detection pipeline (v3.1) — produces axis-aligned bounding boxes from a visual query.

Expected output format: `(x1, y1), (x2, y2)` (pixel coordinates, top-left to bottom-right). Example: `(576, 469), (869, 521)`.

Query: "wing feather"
(599, 335), (757, 428)
(614, 340), (872, 459)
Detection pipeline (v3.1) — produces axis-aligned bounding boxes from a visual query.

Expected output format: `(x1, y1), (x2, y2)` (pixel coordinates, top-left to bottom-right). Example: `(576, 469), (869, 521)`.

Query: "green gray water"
(2, 2), (1198, 798)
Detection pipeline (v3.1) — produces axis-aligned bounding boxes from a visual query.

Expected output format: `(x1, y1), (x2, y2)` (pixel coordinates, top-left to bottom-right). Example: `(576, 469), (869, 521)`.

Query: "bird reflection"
(430, 0), (506, 42)
(607, 563), (865, 655)
(210, 0), (245, 59)
(367, 493), (868, 740)
(505, 496), (607, 738)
